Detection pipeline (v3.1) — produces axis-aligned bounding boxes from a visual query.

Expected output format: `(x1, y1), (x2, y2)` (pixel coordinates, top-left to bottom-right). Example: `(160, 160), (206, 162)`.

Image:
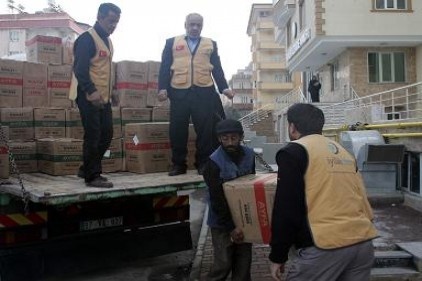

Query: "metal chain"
(242, 141), (274, 172)
(0, 126), (30, 213)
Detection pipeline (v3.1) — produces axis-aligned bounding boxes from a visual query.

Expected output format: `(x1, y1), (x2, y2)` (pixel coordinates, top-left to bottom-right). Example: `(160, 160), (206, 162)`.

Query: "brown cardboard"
(223, 173), (277, 244)
(0, 144), (9, 178)
(65, 108), (84, 139)
(124, 123), (170, 173)
(23, 62), (48, 108)
(0, 59), (23, 108)
(48, 64), (72, 108)
(0, 126), (9, 141)
(8, 141), (37, 173)
(37, 138), (83, 176)
(151, 107), (170, 122)
(25, 35), (63, 65)
(62, 36), (74, 65)
(102, 138), (122, 173)
(121, 107), (151, 136)
(146, 61), (160, 107)
(34, 108), (66, 139)
(0, 107), (34, 141)
(112, 107), (122, 138)
(115, 61), (148, 108)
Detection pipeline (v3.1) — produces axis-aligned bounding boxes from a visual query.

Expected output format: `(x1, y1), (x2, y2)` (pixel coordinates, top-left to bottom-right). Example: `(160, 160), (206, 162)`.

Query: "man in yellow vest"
(69, 3), (120, 188)
(157, 13), (234, 176)
(269, 103), (378, 281)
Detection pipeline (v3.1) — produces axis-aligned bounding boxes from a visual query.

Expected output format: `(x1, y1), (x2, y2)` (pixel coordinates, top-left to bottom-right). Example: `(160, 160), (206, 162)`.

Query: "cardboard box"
(124, 123), (170, 174)
(48, 64), (72, 108)
(151, 107), (170, 122)
(0, 107), (34, 141)
(146, 61), (162, 108)
(23, 62), (48, 108)
(121, 108), (151, 136)
(37, 138), (82, 176)
(112, 107), (122, 138)
(62, 36), (74, 65)
(115, 61), (148, 108)
(65, 108), (83, 139)
(223, 173), (277, 244)
(9, 141), (37, 173)
(34, 108), (66, 139)
(0, 59), (23, 108)
(0, 126), (9, 141)
(0, 144), (9, 178)
(102, 138), (122, 173)
(25, 35), (63, 65)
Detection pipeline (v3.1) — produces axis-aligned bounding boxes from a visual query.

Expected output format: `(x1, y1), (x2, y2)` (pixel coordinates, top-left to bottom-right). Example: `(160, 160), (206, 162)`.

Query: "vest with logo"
(69, 28), (114, 102)
(170, 35), (214, 89)
(293, 134), (377, 249)
(207, 146), (255, 228)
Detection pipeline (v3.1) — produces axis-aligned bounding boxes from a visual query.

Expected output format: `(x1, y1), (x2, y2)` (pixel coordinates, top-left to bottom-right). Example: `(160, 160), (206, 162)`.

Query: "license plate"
(79, 216), (123, 231)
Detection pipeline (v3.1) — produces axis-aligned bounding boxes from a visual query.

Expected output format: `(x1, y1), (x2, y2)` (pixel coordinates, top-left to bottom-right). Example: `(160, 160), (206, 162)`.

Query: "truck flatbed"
(0, 170), (204, 205)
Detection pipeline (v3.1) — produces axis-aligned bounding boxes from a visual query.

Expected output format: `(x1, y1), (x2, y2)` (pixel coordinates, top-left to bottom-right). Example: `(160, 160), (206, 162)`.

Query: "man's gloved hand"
(230, 227), (245, 244)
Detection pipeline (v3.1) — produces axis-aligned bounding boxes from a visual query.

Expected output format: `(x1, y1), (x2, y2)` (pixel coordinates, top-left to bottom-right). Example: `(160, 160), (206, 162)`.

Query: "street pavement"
(190, 201), (422, 281)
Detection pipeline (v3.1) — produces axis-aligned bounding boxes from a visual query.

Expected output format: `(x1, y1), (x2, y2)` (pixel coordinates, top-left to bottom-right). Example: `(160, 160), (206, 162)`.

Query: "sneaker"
(86, 177), (113, 188)
(168, 165), (187, 176)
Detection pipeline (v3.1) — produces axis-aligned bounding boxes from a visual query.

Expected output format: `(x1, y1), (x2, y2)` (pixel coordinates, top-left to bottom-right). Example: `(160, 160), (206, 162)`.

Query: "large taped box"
(65, 108), (83, 139)
(34, 108), (66, 139)
(25, 35), (63, 65)
(223, 173), (277, 244)
(23, 62), (48, 108)
(115, 61), (148, 108)
(124, 122), (170, 174)
(0, 107), (34, 141)
(102, 138), (122, 173)
(37, 138), (82, 176)
(9, 141), (37, 173)
(48, 64), (72, 108)
(0, 59), (23, 108)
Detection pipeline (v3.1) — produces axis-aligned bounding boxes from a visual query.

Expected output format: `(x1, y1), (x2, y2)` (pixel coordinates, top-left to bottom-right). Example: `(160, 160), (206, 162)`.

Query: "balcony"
(257, 20), (273, 30)
(257, 81), (293, 91)
(257, 41), (282, 50)
(273, 0), (295, 29)
(258, 61), (287, 70)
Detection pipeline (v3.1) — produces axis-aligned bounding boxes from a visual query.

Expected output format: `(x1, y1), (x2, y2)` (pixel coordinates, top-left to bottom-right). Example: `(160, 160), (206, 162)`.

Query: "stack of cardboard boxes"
(0, 34), (195, 179)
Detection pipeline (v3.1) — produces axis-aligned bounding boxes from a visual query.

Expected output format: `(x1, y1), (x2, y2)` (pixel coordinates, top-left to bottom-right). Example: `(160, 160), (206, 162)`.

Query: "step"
(397, 242), (422, 272)
(374, 251), (413, 268)
(371, 267), (421, 281)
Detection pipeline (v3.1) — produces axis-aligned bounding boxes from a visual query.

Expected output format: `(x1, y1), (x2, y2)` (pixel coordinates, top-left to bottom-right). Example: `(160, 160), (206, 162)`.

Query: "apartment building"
(228, 65), (254, 118)
(247, 3), (295, 108)
(273, 0), (422, 102)
(0, 12), (87, 59)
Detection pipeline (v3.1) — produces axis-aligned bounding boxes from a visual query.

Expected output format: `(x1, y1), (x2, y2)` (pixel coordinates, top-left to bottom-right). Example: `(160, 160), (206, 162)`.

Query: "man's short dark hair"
(98, 3), (121, 17)
(287, 103), (325, 136)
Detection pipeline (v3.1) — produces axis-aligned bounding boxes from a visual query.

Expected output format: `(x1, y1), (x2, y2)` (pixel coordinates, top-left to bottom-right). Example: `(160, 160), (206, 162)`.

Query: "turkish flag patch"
(99, 50), (107, 57)
(176, 45), (184, 51)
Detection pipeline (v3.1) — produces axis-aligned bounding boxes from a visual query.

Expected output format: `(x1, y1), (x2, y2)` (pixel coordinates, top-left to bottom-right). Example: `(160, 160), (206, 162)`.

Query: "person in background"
(203, 119), (255, 281)
(69, 3), (121, 188)
(157, 13), (234, 176)
(308, 75), (321, 102)
(269, 103), (377, 281)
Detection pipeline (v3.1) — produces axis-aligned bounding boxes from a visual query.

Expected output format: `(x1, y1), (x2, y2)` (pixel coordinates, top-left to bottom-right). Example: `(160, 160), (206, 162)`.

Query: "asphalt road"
(42, 188), (208, 281)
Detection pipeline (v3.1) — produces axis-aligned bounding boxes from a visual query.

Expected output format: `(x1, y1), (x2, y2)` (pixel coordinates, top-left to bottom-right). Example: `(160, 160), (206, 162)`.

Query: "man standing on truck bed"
(69, 3), (121, 188)
(157, 13), (234, 177)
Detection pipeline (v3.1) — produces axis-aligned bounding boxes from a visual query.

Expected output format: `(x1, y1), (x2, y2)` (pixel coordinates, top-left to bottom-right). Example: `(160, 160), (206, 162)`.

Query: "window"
(368, 52), (405, 83)
(259, 11), (270, 17)
(9, 30), (19, 42)
(330, 61), (339, 91)
(375, 0), (408, 10)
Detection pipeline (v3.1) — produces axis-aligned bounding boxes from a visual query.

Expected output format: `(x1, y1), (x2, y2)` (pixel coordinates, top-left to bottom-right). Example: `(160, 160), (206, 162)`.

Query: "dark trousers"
(207, 228), (252, 281)
(310, 91), (320, 102)
(169, 87), (224, 168)
(76, 94), (113, 182)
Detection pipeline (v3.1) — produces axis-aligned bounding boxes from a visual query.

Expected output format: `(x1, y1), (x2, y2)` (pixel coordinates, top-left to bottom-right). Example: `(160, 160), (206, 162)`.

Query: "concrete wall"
(417, 46), (422, 82)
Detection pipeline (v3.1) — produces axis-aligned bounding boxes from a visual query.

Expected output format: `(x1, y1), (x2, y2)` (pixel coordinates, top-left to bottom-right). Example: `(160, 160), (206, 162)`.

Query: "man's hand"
(157, 89), (168, 102)
(86, 91), (104, 108)
(270, 262), (284, 281)
(230, 227), (244, 244)
(222, 89), (234, 100)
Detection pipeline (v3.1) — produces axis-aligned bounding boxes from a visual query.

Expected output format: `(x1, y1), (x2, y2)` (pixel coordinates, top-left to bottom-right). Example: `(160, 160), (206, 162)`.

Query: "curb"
(189, 205), (209, 281)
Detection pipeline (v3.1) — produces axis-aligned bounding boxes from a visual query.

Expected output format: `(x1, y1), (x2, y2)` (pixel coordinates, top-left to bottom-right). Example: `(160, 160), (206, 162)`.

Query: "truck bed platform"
(0, 171), (204, 205)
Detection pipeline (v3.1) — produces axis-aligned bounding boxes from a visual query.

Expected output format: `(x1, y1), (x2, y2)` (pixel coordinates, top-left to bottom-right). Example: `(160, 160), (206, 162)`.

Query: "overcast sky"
(1, 0), (271, 77)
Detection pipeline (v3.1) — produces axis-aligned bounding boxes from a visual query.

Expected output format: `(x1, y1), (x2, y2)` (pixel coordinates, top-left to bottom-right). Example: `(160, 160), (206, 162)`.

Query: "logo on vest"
(176, 45), (185, 51)
(99, 50), (107, 57)
(327, 142), (339, 154)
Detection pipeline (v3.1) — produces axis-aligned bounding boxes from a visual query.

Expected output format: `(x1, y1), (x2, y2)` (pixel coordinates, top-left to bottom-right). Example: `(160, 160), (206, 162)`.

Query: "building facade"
(0, 12), (87, 59)
(247, 4), (295, 108)
(228, 64), (254, 118)
(273, 0), (422, 102)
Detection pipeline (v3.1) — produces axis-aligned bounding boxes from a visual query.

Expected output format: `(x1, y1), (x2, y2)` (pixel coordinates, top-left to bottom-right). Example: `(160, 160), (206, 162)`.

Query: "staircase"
(372, 242), (422, 280)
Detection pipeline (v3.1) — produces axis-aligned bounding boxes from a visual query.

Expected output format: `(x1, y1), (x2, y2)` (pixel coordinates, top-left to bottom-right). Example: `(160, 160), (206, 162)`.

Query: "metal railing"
(239, 103), (273, 128)
(322, 82), (422, 128)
